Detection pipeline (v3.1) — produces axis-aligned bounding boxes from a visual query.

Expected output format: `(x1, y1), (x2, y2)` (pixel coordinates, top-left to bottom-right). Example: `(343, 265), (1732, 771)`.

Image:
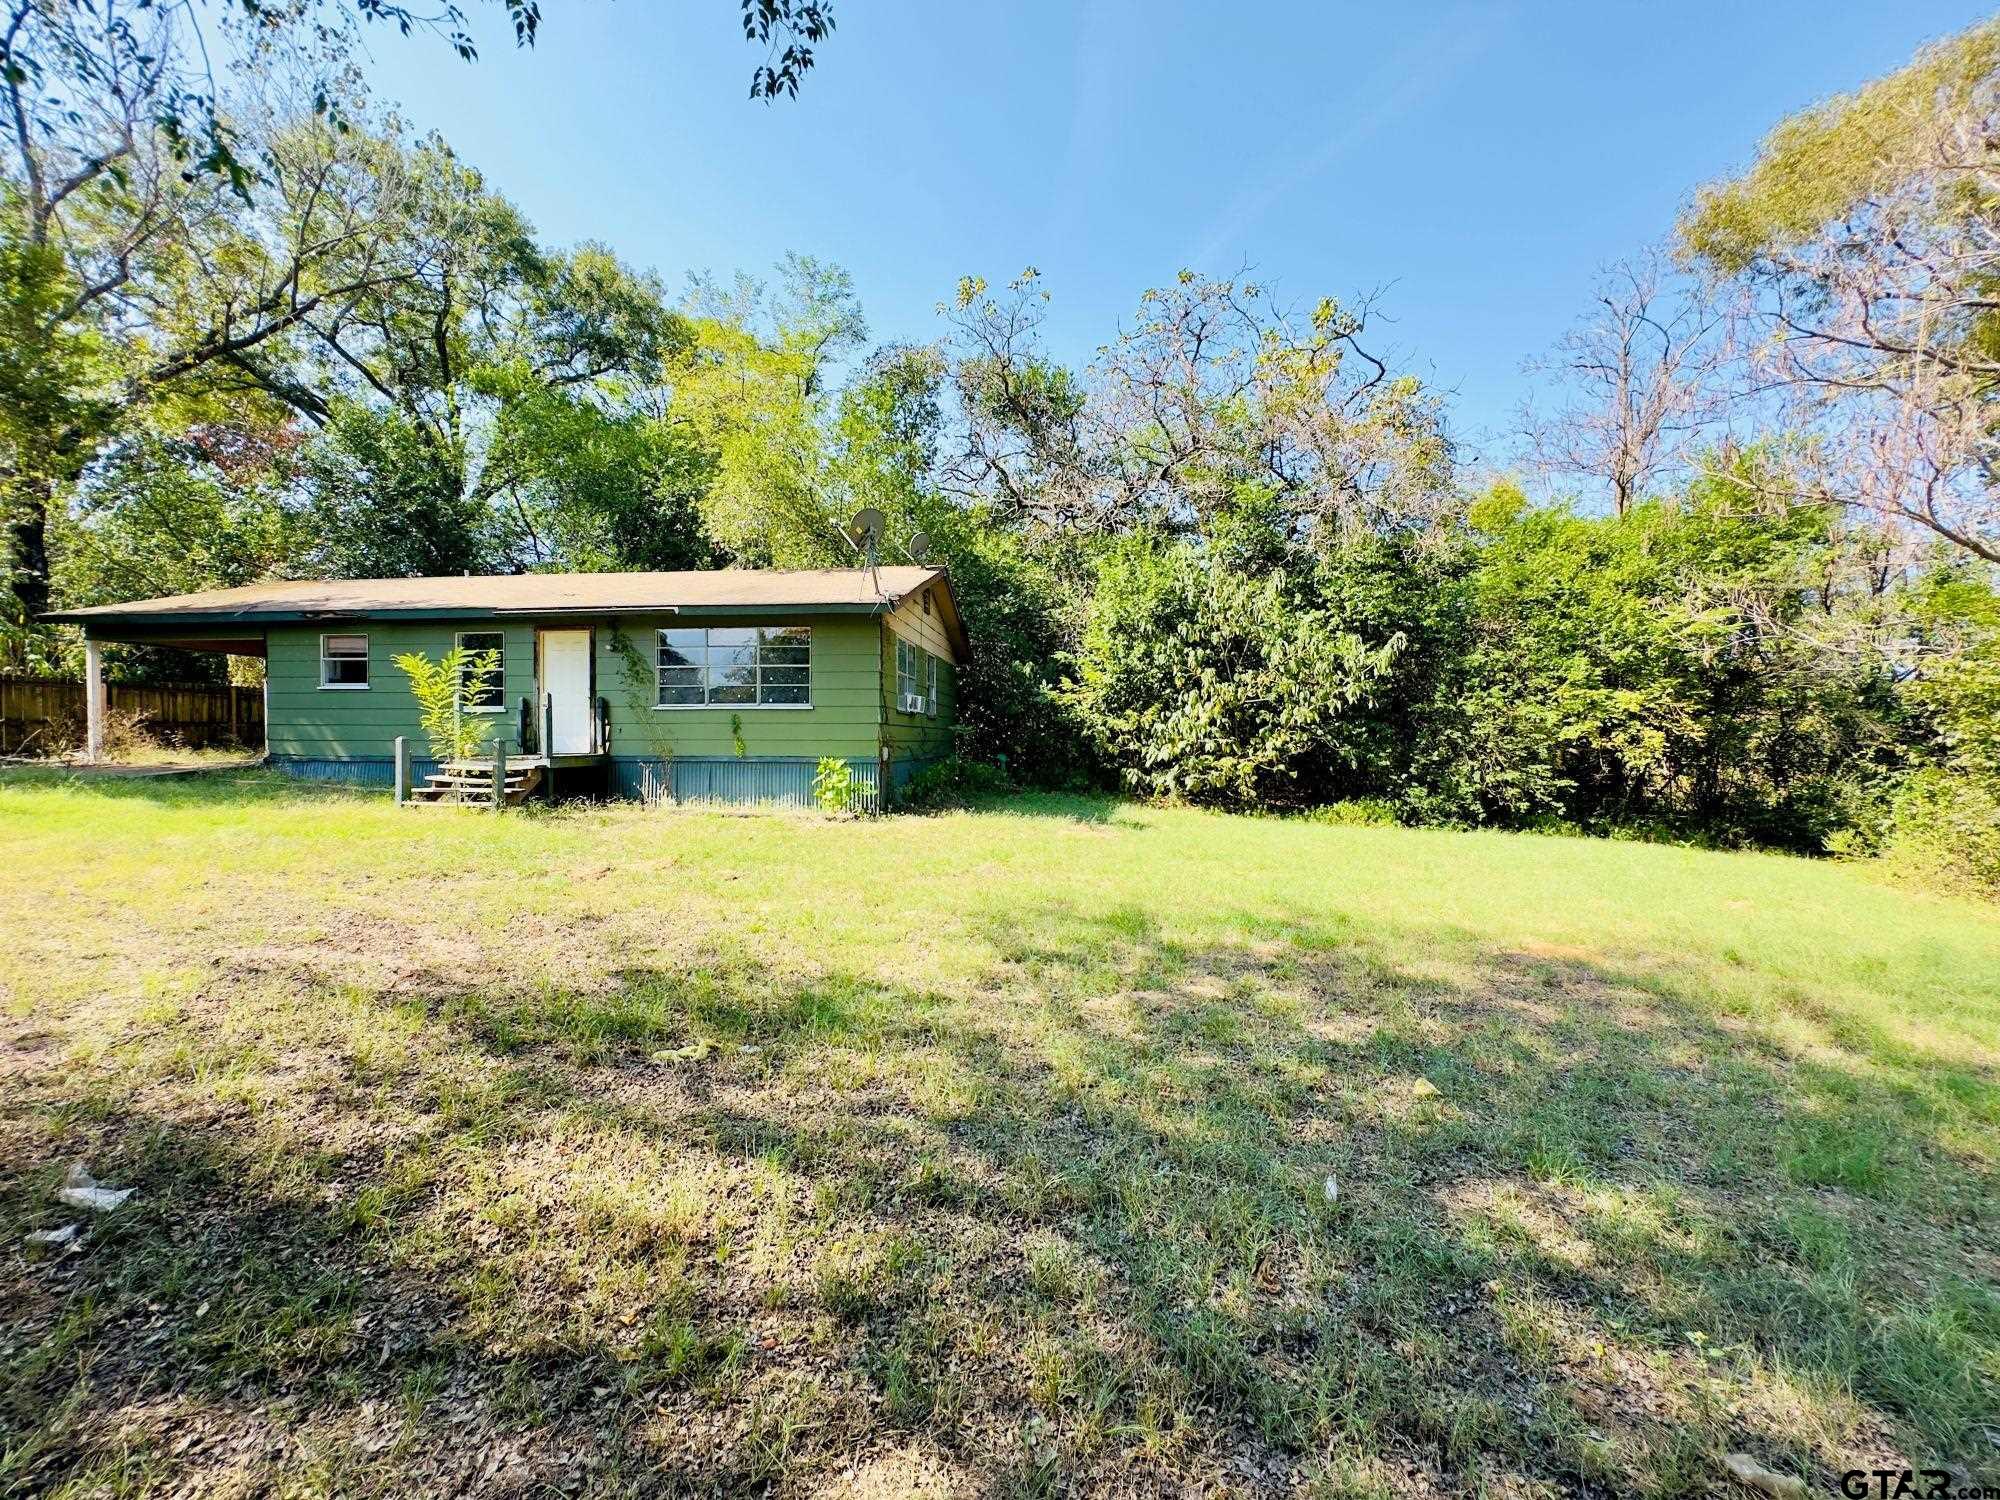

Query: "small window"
(896, 637), (928, 714)
(320, 634), (369, 688)
(927, 653), (940, 717)
(656, 626), (811, 707)
(456, 632), (504, 711)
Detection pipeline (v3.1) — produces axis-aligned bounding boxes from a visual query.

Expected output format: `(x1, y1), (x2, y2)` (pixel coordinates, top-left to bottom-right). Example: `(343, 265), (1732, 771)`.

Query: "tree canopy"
(4, 8), (1998, 894)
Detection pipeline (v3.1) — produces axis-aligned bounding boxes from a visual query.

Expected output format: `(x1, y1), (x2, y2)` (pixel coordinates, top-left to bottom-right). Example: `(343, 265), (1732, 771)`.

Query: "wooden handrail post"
(491, 737), (508, 812)
(541, 694), (554, 762)
(393, 736), (410, 805)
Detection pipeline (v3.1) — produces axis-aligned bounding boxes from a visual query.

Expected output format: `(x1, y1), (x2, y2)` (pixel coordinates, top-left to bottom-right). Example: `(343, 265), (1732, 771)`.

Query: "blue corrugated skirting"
(270, 754), (886, 811)
(611, 756), (881, 811)
(269, 755), (440, 787)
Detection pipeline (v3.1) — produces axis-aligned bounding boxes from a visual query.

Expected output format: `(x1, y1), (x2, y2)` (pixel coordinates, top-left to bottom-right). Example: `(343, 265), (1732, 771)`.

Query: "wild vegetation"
(1, 771), (1996, 1495)
(394, 645), (503, 766)
(4, 11), (1997, 893)
(4, 10), (1996, 1497)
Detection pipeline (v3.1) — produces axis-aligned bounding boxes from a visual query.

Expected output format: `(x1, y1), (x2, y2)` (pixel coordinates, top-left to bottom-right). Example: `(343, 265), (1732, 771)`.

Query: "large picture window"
(320, 633), (369, 688)
(657, 626), (811, 707)
(455, 631), (505, 711)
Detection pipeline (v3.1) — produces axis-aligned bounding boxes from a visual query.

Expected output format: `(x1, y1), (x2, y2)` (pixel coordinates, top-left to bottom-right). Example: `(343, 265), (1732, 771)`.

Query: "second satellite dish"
(907, 532), (931, 563)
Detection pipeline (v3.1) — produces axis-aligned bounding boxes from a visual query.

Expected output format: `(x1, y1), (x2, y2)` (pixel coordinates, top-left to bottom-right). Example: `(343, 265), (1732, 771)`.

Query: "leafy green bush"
(1069, 537), (1404, 809)
(899, 757), (1015, 812)
(393, 645), (500, 765)
(1410, 472), (1900, 848)
(1870, 769), (2000, 901)
(1299, 799), (1399, 827)
(811, 756), (865, 816)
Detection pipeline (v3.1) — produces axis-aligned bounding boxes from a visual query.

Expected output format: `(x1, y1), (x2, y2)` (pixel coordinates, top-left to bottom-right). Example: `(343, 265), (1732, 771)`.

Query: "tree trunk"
(5, 475), (52, 624)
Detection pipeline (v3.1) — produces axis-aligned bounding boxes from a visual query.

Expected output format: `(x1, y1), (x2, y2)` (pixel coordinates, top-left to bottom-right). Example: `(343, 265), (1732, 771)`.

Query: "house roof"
(45, 566), (971, 658)
(47, 567), (943, 620)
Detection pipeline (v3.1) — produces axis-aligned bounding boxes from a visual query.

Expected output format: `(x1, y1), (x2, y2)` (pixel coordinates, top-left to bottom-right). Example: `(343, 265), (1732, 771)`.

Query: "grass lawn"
(1, 769), (1997, 1498)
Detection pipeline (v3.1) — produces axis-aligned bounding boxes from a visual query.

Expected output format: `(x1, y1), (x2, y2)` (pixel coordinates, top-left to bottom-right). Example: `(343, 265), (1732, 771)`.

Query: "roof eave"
(43, 600), (901, 630)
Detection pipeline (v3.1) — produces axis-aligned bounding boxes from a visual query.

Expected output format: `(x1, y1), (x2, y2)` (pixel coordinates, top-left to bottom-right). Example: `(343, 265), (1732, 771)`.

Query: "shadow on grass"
(957, 792), (1132, 825)
(4, 896), (1997, 1496)
(0, 763), (372, 808)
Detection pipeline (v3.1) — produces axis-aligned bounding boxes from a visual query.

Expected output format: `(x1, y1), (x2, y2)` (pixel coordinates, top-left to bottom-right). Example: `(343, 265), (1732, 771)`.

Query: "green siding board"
(592, 614), (884, 761)
(265, 622), (539, 760)
(879, 624), (956, 762)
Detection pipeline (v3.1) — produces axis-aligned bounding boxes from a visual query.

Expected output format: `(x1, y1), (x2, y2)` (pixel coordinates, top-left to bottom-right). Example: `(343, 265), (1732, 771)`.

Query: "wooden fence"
(0, 675), (263, 755)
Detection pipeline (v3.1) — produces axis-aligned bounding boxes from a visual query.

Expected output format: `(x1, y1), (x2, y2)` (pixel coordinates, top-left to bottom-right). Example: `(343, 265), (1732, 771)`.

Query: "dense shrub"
(1068, 537), (1405, 808)
(1410, 482), (1898, 848)
(1297, 799), (1400, 827)
(1050, 473), (1914, 852)
(898, 756), (1017, 811)
(919, 505), (1097, 790)
(1902, 564), (2000, 786)
(1869, 770), (2000, 900)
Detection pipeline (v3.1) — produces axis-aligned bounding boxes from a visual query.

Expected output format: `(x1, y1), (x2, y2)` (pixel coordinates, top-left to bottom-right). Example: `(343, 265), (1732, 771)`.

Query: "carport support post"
(83, 637), (106, 764)
(393, 736), (410, 805)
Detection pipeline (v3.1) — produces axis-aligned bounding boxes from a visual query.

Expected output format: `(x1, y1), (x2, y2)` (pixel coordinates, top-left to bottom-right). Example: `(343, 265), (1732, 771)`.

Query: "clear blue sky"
(359, 0), (1994, 459)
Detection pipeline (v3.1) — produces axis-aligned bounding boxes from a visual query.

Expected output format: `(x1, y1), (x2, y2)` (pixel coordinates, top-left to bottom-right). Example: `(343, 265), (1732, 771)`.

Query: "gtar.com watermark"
(1839, 1471), (1998, 1500)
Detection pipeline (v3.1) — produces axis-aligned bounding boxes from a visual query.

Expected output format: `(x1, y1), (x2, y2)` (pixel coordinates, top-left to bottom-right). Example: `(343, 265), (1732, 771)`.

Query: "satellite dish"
(907, 532), (931, 563)
(846, 507), (885, 551)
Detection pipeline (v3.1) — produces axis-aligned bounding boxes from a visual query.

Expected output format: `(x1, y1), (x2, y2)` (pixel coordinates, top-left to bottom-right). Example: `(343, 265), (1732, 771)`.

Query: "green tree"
(672, 255), (871, 566)
(1902, 562), (2000, 788)
(832, 343), (1095, 784)
(48, 423), (299, 681)
(0, 47), (423, 634)
(1680, 18), (2000, 562)
(212, 125), (693, 578)
(1422, 471), (1899, 846)
(1070, 536), (1405, 808)
(486, 382), (717, 572)
(294, 402), (493, 578)
(938, 269), (1456, 544)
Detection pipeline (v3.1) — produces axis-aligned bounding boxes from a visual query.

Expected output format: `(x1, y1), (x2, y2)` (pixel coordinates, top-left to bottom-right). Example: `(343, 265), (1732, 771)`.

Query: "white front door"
(541, 630), (593, 754)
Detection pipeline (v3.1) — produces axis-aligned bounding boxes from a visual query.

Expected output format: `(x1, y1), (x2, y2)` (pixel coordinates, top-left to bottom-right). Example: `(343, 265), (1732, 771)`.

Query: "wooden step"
(406, 763), (544, 807)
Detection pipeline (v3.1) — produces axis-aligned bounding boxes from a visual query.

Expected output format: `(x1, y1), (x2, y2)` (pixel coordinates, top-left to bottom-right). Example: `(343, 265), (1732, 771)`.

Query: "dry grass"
(0, 769), (1996, 1497)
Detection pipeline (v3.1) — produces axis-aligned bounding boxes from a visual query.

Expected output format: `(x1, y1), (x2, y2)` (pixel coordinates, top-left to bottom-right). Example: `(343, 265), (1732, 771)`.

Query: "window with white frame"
(896, 637), (928, 714)
(455, 631), (505, 711)
(927, 652), (940, 717)
(656, 626), (811, 707)
(320, 633), (369, 688)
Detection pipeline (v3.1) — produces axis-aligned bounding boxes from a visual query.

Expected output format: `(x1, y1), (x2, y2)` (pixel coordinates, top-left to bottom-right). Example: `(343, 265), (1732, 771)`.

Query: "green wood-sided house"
(47, 568), (968, 808)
